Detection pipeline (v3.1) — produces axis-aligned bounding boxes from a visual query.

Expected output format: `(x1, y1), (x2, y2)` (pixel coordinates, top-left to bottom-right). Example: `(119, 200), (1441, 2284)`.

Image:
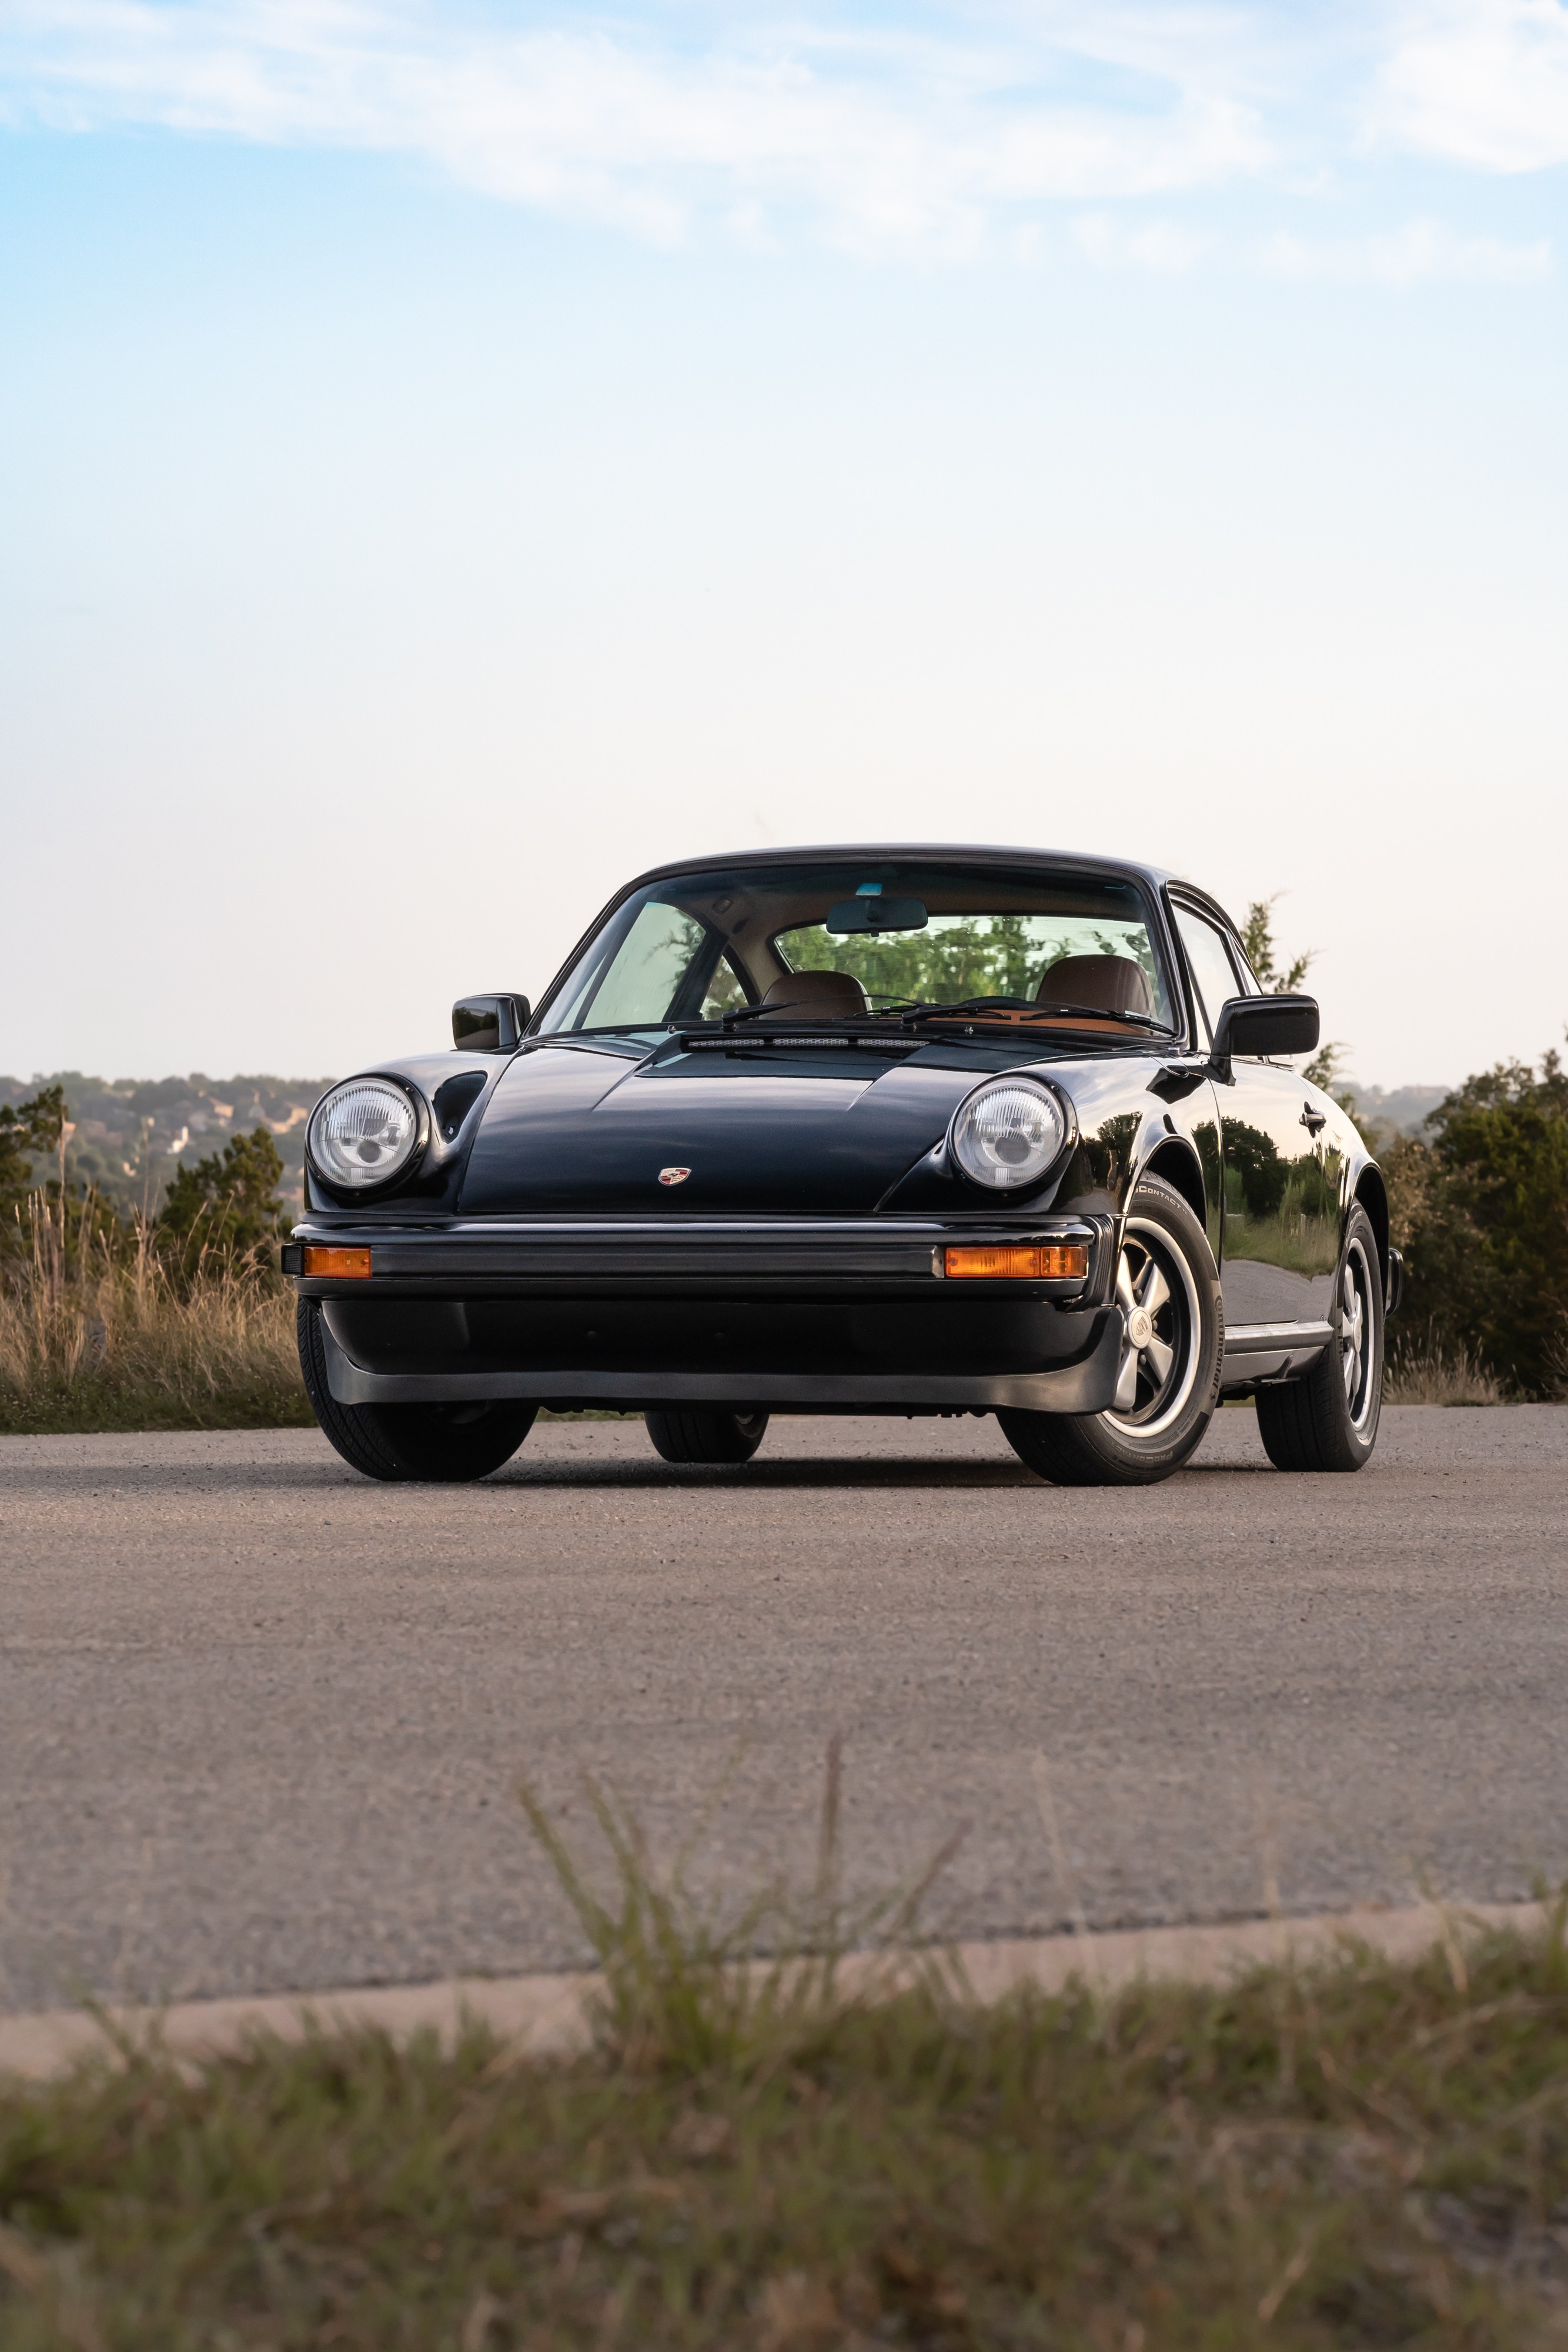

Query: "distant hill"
(1349, 1084), (1450, 1135)
(1, 1067), (1456, 1218)
(0, 1073), (335, 1217)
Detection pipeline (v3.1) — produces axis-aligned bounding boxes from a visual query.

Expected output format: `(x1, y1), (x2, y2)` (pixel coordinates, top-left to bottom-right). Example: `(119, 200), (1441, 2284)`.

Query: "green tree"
(0, 1084), (66, 1218)
(156, 1125), (287, 1285)
(1, 1082), (128, 1273)
(1398, 1045), (1568, 1398)
(1240, 897), (1314, 995)
(780, 913), (1158, 1010)
(1240, 898), (1346, 1095)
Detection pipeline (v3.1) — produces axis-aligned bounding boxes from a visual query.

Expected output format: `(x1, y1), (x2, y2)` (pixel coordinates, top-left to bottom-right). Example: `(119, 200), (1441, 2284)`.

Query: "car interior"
(541, 864), (1177, 1034)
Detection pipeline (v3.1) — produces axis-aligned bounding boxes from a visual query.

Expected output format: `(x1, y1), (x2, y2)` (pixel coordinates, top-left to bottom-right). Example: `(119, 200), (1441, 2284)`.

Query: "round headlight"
(308, 1078), (422, 1192)
(950, 1076), (1069, 1191)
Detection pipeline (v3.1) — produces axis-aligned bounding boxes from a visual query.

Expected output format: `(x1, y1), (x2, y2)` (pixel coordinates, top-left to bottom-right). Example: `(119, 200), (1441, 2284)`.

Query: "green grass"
(4, 1772), (1568, 2348)
(0, 1379), (313, 1436)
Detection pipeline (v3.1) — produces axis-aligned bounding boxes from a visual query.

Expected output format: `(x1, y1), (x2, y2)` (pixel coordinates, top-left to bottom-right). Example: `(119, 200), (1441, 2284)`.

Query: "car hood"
(457, 1041), (992, 1216)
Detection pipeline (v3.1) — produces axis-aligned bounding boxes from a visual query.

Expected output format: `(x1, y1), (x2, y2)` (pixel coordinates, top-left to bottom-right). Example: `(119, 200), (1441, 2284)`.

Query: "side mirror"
(1211, 993), (1319, 1060)
(452, 994), (529, 1053)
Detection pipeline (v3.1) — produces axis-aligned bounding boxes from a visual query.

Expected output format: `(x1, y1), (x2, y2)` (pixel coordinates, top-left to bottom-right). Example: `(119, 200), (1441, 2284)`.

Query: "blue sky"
(2, 1), (1565, 1085)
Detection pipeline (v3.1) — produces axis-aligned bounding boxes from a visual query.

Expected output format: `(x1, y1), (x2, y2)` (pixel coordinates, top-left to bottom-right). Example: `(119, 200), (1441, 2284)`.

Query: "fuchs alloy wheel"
(1255, 1205), (1383, 1473)
(998, 1173), (1222, 1488)
(643, 1409), (770, 1465)
(297, 1300), (536, 1482)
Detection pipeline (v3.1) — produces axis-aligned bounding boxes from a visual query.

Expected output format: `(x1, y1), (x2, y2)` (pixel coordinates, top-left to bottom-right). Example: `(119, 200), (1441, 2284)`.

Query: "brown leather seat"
(1037, 954), (1154, 1017)
(759, 969), (868, 1017)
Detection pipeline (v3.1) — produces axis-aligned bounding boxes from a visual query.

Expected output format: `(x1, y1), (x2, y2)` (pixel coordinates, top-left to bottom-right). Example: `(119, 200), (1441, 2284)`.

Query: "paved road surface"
(2, 1407), (1564, 2012)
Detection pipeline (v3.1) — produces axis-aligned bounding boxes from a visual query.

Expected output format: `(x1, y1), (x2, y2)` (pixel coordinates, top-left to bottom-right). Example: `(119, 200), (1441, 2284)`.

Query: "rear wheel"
(1255, 1206), (1382, 1472)
(297, 1299), (536, 1482)
(643, 1408), (769, 1465)
(998, 1174), (1222, 1487)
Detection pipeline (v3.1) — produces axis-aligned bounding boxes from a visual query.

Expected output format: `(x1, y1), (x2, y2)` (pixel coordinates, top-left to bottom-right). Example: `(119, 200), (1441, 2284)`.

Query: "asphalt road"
(2, 1406), (1565, 2012)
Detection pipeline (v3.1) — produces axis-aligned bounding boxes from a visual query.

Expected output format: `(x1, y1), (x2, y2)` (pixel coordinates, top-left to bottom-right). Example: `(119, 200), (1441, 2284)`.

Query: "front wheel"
(643, 1409), (769, 1465)
(297, 1301), (536, 1482)
(998, 1174), (1222, 1487)
(1254, 1206), (1383, 1472)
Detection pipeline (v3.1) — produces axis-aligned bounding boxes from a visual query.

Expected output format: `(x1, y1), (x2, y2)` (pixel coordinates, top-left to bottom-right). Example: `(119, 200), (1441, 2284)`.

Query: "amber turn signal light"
(944, 1244), (1088, 1281)
(302, 1245), (373, 1279)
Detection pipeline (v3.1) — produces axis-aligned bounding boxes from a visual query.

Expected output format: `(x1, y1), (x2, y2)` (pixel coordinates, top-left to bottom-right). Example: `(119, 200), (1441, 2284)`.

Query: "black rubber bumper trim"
(317, 1308), (1124, 1415)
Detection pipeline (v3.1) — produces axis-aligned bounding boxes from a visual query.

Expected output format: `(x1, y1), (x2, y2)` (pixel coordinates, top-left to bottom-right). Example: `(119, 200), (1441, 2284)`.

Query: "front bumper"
(286, 1214), (1121, 1415)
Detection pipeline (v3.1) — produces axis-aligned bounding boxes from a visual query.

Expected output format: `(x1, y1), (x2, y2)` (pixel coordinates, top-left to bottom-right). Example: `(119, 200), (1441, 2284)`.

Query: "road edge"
(0, 1898), (1546, 2081)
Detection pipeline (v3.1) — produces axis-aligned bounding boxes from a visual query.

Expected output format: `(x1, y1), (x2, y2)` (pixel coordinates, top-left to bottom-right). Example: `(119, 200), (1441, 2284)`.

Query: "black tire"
(297, 1299), (536, 1482)
(998, 1173), (1223, 1488)
(1255, 1204), (1383, 1472)
(643, 1408), (769, 1465)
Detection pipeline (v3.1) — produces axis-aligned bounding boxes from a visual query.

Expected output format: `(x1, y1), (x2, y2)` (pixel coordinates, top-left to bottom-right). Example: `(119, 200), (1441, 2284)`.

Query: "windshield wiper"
(1024, 999), (1172, 1034)
(717, 1003), (872, 1028)
(892, 995), (1175, 1035)
(698, 997), (1173, 1039)
(671, 1021), (920, 1056)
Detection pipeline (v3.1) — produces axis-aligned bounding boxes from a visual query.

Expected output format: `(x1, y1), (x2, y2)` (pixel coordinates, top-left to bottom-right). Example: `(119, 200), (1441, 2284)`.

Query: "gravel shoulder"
(1, 1405), (1564, 2011)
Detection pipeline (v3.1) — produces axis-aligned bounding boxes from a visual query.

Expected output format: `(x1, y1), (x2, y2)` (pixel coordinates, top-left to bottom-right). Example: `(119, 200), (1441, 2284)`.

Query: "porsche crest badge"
(658, 1167), (691, 1186)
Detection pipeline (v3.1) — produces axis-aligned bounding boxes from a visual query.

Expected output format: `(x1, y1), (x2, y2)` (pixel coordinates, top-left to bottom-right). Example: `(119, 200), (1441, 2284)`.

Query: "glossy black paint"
(294, 843), (1389, 1414)
(1212, 993), (1319, 1061)
(462, 1047), (999, 1218)
(451, 994), (529, 1053)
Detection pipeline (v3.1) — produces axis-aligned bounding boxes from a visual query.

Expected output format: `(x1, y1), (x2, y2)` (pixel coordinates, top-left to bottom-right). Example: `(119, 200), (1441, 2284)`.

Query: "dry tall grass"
(1385, 1337), (1507, 1406)
(0, 1193), (309, 1435)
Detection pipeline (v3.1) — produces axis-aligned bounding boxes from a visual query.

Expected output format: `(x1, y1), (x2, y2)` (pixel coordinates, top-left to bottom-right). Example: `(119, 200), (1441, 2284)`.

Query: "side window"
(572, 900), (708, 1030)
(1228, 935), (1263, 994)
(1172, 906), (1244, 1046)
(697, 954), (750, 1020)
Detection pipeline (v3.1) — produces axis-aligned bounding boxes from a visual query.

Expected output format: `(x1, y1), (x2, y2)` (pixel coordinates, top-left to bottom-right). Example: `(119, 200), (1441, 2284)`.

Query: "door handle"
(1300, 1103), (1327, 1137)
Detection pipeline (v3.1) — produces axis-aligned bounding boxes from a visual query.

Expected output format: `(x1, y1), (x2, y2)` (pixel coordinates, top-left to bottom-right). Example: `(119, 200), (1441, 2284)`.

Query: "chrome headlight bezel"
(948, 1072), (1075, 1194)
(306, 1075), (429, 1197)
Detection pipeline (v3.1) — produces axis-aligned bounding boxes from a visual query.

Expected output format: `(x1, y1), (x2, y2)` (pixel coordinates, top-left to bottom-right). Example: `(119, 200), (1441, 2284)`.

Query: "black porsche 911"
(286, 844), (1400, 1487)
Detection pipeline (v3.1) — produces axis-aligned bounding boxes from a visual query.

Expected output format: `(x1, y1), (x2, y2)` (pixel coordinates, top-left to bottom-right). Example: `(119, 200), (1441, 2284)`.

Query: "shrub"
(1394, 1046), (1568, 1399)
(154, 1124), (289, 1288)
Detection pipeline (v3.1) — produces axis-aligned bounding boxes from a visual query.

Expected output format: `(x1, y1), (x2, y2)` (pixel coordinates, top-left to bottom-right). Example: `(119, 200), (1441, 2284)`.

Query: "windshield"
(537, 860), (1176, 1036)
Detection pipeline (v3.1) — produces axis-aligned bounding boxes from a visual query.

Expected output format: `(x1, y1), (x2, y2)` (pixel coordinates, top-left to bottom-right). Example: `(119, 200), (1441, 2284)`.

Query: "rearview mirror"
(1211, 993), (1319, 1060)
(824, 896), (929, 934)
(452, 994), (529, 1053)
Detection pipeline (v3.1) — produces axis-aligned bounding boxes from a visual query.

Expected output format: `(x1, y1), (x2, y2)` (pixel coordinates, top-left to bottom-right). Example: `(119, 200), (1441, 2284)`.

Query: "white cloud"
(0, 1), (1273, 249)
(1, 2), (1564, 255)
(1373, 0), (1568, 171)
(1262, 214), (1551, 280)
(1074, 210), (1209, 271)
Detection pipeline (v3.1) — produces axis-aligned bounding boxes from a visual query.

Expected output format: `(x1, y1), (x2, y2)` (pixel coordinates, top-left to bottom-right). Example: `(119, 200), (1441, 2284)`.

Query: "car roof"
(618, 843), (1238, 934)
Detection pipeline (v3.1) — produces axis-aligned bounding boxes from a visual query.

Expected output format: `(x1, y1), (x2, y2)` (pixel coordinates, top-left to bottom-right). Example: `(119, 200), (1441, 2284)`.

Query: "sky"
(1, 1), (1565, 1092)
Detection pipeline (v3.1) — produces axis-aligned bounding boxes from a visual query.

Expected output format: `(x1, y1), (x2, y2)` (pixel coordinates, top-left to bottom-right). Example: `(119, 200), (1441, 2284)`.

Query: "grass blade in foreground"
(3, 1780), (1567, 2347)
